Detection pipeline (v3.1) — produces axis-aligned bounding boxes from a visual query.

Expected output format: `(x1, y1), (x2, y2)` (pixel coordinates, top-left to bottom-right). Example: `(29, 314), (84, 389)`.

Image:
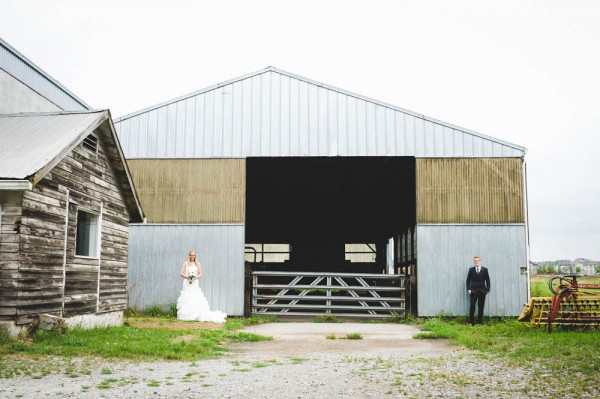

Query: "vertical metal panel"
(114, 68), (526, 159)
(128, 224), (245, 315)
(416, 224), (527, 317)
(0, 39), (89, 111)
(417, 158), (524, 223)
(127, 159), (245, 223)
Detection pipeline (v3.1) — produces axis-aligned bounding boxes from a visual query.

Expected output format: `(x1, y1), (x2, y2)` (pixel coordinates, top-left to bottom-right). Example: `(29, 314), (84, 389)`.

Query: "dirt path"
(0, 323), (579, 399)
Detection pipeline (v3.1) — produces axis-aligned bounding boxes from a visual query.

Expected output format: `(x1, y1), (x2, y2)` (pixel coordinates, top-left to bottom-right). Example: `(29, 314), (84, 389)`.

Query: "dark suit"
(466, 266), (491, 325)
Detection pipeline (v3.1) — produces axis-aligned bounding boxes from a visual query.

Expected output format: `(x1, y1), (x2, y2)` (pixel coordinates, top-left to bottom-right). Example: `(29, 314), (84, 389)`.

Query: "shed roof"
(0, 110), (144, 222)
(114, 67), (526, 159)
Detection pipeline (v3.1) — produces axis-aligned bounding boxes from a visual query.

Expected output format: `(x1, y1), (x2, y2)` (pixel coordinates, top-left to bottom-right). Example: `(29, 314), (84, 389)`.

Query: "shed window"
(82, 135), (98, 153)
(75, 210), (99, 257)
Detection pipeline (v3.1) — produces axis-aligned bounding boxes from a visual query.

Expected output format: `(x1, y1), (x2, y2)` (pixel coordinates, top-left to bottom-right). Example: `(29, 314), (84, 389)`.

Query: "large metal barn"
(114, 67), (529, 318)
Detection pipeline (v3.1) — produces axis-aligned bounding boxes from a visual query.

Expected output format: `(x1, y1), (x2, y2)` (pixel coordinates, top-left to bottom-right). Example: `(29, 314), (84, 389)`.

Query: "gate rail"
(252, 271), (405, 318)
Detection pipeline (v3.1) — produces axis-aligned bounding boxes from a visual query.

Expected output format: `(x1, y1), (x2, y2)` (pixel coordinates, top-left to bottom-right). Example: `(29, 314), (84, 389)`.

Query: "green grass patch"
(414, 318), (459, 339)
(312, 314), (342, 323)
(345, 332), (363, 340)
(529, 275), (600, 297)
(414, 317), (600, 383)
(289, 357), (309, 364)
(530, 280), (552, 297)
(241, 315), (278, 326)
(0, 317), (270, 362)
(228, 331), (272, 342)
(127, 303), (178, 318)
(326, 334), (337, 340)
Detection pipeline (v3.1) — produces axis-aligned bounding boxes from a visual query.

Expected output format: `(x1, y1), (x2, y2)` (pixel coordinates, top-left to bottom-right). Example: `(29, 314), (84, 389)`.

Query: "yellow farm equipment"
(518, 275), (600, 332)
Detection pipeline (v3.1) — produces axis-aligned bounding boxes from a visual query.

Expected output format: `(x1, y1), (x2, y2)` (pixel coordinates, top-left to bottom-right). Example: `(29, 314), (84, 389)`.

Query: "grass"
(240, 315), (278, 326)
(345, 332), (363, 340)
(414, 317), (600, 385)
(530, 275), (600, 297)
(312, 314), (342, 323)
(0, 316), (270, 363)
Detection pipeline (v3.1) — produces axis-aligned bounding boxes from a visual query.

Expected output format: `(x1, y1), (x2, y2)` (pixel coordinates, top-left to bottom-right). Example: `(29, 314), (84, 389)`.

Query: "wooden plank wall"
(127, 159), (245, 223)
(416, 158), (524, 224)
(18, 180), (68, 322)
(0, 191), (22, 321)
(14, 134), (130, 324)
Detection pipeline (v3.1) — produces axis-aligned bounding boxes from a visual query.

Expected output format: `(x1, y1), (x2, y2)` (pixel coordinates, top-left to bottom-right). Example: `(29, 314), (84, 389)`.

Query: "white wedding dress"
(176, 265), (227, 323)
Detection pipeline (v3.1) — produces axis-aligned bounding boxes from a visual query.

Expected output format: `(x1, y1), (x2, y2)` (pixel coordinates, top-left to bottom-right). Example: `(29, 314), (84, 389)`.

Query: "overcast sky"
(2, 0), (599, 261)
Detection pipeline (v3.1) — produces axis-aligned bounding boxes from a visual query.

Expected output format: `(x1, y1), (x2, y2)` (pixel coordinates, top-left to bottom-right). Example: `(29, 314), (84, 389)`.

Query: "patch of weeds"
(147, 380), (161, 387)
(414, 318), (458, 339)
(117, 377), (139, 387)
(141, 304), (177, 318)
(228, 331), (272, 342)
(100, 368), (112, 375)
(252, 362), (269, 368)
(233, 368), (252, 372)
(326, 334), (337, 340)
(242, 315), (278, 326)
(313, 314), (342, 323)
(202, 384), (213, 387)
(289, 357), (309, 364)
(346, 332), (363, 340)
(97, 377), (119, 389)
(229, 360), (242, 366)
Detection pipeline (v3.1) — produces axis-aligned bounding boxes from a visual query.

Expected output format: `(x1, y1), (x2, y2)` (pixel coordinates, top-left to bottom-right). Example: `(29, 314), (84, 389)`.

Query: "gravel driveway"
(0, 323), (594, 399)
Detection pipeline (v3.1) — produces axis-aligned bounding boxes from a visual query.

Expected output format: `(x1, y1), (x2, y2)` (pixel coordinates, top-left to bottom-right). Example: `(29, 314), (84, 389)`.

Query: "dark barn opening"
(245, 157), (416, 274)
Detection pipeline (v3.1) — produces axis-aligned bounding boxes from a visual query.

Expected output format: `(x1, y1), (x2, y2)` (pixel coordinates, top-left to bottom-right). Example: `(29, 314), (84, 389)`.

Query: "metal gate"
(251, 271), (405, 318)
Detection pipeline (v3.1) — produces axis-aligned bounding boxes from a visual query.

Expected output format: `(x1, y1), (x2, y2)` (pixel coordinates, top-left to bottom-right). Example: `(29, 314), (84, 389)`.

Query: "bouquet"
(187, 269), (198, 284)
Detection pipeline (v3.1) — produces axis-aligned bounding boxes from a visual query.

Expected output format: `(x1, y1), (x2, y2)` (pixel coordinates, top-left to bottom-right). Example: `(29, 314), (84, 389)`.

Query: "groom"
(466, 256), (491, 325)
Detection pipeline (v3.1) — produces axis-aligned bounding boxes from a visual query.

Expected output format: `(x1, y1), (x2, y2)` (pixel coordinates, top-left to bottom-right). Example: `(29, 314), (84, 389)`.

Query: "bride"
(177, 250), (227, 323)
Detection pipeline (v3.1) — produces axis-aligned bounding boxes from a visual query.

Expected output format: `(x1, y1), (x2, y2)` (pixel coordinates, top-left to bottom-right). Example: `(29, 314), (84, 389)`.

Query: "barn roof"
(114, 66), (526, 159)
(0, 37), (90, 111)
(0, 110), (144, 222)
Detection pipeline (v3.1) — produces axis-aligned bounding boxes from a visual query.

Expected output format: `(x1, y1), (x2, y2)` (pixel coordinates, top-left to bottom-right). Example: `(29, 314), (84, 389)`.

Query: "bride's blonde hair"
(188, 250), (200, 267)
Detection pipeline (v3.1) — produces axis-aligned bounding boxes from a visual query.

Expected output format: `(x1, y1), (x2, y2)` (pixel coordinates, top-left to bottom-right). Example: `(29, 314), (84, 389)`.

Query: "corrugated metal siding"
(416, 158), (524, 223)
(0, 111), (107, 179)
(115, 68), (525, 159)
(127, 159), (245, 223)
(416, 224), (527, 317)
(0, 39), (89, 111)
(128, 224), (245, 315)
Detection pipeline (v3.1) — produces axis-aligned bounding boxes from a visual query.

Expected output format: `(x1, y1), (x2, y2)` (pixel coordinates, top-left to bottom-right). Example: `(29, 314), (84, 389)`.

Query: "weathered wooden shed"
(114, 67), (529, 318)
(0, 110), (144, 335)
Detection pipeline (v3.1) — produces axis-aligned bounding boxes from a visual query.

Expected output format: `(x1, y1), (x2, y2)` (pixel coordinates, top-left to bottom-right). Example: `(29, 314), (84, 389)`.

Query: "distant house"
(530, 259), (598, 276)
(566, 258), (598, 276)
(0, 38), (143, 336)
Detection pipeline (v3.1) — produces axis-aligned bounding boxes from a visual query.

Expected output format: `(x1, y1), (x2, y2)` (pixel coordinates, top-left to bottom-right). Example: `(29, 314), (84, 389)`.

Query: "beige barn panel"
(417, 158), (524, 224)
(128, 159), (245, 223)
